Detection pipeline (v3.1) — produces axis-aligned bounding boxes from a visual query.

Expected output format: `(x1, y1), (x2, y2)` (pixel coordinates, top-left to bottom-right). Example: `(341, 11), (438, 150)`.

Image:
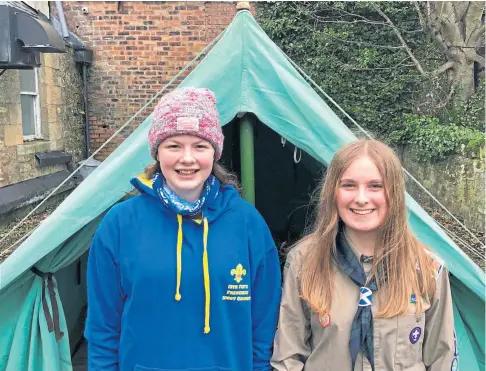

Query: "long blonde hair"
(299, 139), (436, 317)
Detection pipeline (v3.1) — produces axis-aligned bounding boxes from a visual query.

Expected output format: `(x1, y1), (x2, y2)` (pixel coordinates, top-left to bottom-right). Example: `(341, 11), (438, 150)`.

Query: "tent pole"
(239, 114), (255, 205)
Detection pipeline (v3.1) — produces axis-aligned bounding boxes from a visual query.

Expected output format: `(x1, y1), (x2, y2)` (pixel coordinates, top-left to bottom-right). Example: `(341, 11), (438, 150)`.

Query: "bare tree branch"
(320, 33), (406, 50)
(306, 6), (428, 33)
(436, 82), (456, 109)
(301, 21), (406, 50)
(441, 18), (464, 46)
(328, 35), (403, 50)
(465, 1), (485, 45)
(438, 2), (446, 20)
(371, 2), (427, 76)
(476, 35), (485, 50)
(468, 24), (485, 46)
(465, 49), (485, 67)
(309, 1), (431, 33)
(296, 3), (389, 27)
(424, 22), (449, 53)
(414, 1), (449, 54)
(423, 3), (450, 52)
(311, 18), (388, 26)
(428, 2), (463, 45)
(315, 4), (380, 24)
(444, 3), (468, 45)
(294, 3), (421, 32)
(477, 56), (486, 67)
(351, 64), (417, 72)
(448, 45), (483, 49)
(454, 2), (470, 24)
(413, 1), (426, 30)
(439, 3), (457, 25)
(430, 61), (455, 76)
(348, 56), (414, 71)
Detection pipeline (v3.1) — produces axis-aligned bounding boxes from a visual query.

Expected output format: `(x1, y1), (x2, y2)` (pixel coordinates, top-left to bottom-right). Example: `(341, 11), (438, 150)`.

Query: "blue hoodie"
(85, 174), (282, 371)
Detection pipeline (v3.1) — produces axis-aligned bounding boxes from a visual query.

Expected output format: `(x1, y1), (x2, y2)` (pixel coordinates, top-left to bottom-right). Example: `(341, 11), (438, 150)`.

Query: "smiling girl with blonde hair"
(271, 139), (457, 371)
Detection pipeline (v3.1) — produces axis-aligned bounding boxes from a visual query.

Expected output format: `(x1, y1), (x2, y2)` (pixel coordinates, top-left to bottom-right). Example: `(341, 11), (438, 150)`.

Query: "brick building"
(0, 1), (240, 226)
(60, 1), (239, 160)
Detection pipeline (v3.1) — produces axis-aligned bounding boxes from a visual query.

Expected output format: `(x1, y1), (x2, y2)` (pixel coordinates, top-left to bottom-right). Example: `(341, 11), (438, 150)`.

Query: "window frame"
(20, 68), (42, 141)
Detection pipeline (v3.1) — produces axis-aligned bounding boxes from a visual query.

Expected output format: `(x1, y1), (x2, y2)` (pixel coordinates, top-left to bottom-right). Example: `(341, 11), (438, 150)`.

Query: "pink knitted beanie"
(148, 87), (224, 160)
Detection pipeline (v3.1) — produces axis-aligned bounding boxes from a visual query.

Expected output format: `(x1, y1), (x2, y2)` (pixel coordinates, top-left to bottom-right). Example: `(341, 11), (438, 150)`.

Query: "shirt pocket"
(395, 312), (425, 369)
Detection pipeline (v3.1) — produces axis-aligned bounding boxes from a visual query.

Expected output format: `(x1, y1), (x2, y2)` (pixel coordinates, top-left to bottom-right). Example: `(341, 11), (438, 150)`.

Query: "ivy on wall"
(256, 2), (485, 162)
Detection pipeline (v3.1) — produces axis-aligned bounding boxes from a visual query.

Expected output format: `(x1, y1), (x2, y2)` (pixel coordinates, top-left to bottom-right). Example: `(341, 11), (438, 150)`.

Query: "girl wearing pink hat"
(85, 88), (281, 371)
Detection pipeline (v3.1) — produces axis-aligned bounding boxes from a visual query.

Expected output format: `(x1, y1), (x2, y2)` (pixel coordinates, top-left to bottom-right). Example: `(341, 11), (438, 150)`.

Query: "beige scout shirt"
(271, 242), (457, 371)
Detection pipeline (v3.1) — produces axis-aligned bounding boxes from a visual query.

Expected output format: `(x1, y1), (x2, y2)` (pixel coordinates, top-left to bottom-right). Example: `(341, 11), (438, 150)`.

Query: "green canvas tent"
(0, 9), (484, 371)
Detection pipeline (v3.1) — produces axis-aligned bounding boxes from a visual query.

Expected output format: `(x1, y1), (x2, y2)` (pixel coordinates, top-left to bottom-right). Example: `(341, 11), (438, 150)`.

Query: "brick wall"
(61, 1), (240, 160)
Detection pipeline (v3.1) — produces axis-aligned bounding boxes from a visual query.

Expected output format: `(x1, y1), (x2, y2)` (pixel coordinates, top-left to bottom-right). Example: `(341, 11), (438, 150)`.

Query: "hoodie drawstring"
(202, 217), (210, 334)
(175, 214), (183, 301)
(174, 214), (211, 334)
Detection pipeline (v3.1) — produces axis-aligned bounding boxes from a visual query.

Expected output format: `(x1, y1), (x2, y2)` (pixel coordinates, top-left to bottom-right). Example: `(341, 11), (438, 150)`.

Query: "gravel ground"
(0, 199), (484, 269)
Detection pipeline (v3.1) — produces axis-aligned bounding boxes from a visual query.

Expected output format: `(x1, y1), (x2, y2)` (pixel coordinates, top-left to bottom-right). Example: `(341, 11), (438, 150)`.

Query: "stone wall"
(399, 146), (485, 231)
(0, 51), (85, 187)
(61, 1), (238, 160)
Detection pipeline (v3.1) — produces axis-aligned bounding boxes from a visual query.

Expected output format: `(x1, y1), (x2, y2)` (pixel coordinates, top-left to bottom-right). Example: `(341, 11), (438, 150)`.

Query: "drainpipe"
(239, 113), (255, 205)
(82, 64), (90, 158)
(57, 0), (93, 158)
(74, 48), (94, 158)
(55, 1), (70, 38)
(54, 0), (93, 158)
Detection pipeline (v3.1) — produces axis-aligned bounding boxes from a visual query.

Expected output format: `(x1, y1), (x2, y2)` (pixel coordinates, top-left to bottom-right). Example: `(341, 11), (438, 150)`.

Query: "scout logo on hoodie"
(231, 264), (247, 283)
(223, 264), (251, 302)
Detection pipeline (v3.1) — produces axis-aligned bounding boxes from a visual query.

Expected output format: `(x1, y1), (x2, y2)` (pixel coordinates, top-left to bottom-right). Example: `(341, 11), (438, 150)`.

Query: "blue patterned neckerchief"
(334, 231), (377, 371)
(152, 172), (220, 217)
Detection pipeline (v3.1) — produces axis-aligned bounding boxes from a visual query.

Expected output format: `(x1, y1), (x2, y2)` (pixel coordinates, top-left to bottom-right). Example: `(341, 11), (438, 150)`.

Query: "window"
(19, 68), (41, 140)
